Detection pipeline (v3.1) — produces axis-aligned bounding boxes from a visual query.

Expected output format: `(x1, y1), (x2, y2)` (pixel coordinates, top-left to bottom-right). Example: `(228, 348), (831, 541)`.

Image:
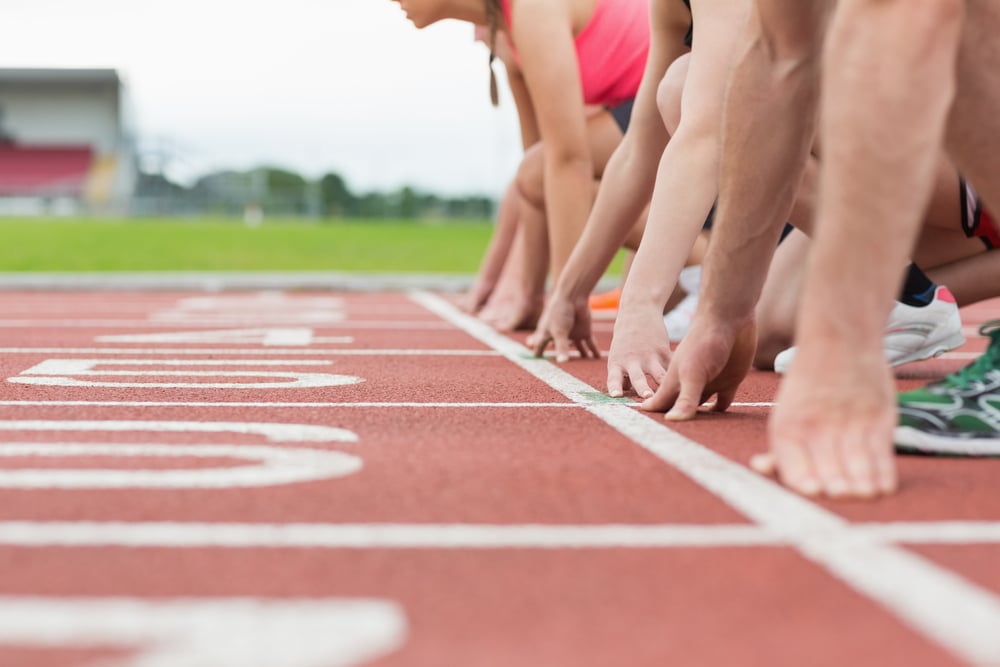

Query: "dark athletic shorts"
(683, 0), (693, 47)
(608, 98), (635, 134)
(959, 177), (1000, 249)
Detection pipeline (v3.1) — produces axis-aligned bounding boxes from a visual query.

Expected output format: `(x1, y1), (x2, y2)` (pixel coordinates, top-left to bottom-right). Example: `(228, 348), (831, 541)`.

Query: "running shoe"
(895, 320), (1000, 455)
(589, 287), (621, 311)
(663, 265), (701, 343)
(773, 286), (965, 374)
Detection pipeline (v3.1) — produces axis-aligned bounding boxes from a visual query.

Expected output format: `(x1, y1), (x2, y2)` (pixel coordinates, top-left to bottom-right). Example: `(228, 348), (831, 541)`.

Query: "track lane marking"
(0, 522), (788, 548)
(0, 320), (455, 329)
(10, 359), (362, 390)
(0, 444), (362, 488)
(2, 521), (1000, 549)
(410, 290), (1000, 666)
(0, 401), (577, 408)
(0, 348), (499, 356)
(0, 596), (406, 667)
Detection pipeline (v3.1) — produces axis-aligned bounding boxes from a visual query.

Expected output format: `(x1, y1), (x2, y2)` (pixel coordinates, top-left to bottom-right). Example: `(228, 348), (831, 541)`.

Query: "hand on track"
(641, 315), (754, 419)
(529, 293), (600, 363)
(753, 345), (897, 499)
(606, 307), (672, 400)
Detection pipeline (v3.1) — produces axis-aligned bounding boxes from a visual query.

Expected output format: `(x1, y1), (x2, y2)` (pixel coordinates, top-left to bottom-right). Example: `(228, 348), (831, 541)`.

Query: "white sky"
(3, 0), (523, 197)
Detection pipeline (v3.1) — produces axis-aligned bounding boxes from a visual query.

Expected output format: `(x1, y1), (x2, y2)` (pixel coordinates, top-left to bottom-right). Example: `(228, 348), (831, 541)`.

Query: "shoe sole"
(889, 331), (966, 367)
(895, 425), (1000, 456)
(773, 329), (965, 376)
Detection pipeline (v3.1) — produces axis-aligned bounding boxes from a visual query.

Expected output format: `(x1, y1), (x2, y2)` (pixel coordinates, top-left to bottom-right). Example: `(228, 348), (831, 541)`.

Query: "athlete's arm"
(551, 0), (691, 310)
(510, 0), (596, 283)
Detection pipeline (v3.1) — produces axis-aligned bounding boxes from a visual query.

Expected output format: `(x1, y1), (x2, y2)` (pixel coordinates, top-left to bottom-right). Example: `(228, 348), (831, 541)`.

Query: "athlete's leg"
(946, 0), (1000, 218)
(754, 227), (810, 369)
(768, 0), (964, 498)
(464, 179), (522, 314)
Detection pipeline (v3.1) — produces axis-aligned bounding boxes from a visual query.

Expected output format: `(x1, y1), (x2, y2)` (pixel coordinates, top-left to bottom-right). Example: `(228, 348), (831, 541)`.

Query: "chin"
(407, 14), (439, 29)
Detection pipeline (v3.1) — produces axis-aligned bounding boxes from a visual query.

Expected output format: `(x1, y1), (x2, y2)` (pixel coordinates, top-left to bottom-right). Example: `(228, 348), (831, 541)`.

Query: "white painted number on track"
(0, 596), (406, 667)
(0, 420), (362, 489)
(9, 359), (363, 389)
(0, 444), (361, 488)
(150, 293), (347, 325)
(96, 328), (353, 347)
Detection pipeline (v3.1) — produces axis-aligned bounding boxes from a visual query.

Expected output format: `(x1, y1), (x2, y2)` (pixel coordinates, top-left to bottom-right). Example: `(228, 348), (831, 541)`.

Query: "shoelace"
(941, 321), (1000, 390)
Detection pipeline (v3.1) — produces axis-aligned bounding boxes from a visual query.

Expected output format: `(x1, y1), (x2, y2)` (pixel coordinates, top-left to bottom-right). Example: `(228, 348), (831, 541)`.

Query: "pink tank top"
(502, 0), (649, 107)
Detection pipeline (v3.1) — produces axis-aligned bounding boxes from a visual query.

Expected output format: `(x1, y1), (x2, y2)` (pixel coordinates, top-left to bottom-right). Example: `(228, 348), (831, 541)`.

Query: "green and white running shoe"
(895, 320), (1000, 456)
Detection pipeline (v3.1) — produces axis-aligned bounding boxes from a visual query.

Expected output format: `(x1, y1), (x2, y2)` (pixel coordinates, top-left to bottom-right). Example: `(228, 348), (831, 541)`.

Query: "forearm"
(701, 6), (824, 322)
(620, 129), (718, 314)
(545, 158), (597, 283)
(554, 136), (662, 303)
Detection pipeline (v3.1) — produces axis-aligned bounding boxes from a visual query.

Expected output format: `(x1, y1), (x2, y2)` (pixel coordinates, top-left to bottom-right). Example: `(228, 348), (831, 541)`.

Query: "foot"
(895, 320), (1000, 456)
(662, 265), (702, 343)
(774, 286), (964, 374)
(588, 287), (622, 311)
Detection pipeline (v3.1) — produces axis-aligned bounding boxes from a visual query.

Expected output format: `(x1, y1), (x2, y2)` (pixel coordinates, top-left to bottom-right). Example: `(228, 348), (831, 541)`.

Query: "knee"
(753, 326), (792, 370)
(515, 144), (545, 209)
(657, 54), (690, 135)
(753, 1), (826, 78)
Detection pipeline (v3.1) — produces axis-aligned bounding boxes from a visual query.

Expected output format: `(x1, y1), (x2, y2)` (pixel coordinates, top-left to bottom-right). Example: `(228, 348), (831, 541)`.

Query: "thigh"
(679, 0), (750, 124)
(584, 109), (625, 179)
(948, 0), (1000, 215)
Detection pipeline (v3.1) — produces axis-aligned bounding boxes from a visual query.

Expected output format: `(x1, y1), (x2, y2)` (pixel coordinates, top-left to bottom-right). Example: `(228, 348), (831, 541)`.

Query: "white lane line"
(854, 522), (1000, 544)
(1, 521), (998, 549)
(731, 402), (776, 408)
(0, 522), (782, 548)
(0, 348), (499, 356)
(0, 401), (578, 408)
(21, 359), (333, 367)
(0, 320), (454, 329)
(411, 290), (1000, 666)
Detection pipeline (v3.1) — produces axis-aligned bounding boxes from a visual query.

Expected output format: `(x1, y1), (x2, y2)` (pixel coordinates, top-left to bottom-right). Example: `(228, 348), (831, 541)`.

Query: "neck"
(450, 0), (498, 27)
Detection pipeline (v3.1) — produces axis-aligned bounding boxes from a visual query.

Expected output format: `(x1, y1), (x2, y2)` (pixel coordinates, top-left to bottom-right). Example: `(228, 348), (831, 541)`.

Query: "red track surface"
(0, 289), (997, 666)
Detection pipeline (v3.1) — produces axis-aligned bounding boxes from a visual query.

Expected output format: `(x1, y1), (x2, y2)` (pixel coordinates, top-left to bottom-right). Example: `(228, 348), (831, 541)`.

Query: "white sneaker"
(663, 265), (702, 343)
(664, 292), (699, 342)
(773, 286), (966, 375)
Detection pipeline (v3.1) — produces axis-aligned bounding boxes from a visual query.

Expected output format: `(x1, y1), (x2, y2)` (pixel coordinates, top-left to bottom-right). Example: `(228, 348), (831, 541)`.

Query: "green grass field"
(0, 217), (626, 275)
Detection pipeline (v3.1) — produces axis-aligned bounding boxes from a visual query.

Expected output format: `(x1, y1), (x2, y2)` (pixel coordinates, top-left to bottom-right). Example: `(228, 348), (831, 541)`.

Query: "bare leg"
(768, 0), (964, 498)
(754, 227), (810, 368)
(463, 179), (521, 313)
(946, 0), (1000, 217)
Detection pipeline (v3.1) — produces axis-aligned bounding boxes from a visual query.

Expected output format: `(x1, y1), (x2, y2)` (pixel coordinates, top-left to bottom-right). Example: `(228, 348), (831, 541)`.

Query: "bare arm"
(555, 0), (691, 303)
(512, 0), (596, 283)
(645, 0), (832, 417)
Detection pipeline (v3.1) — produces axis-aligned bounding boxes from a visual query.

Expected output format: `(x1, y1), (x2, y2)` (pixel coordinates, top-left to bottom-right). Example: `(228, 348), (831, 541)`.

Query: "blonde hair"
(485, 0), (501, 106)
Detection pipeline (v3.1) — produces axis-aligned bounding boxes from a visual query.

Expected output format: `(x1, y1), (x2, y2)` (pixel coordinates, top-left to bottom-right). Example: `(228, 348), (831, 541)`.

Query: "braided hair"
(485, 0), (502, 106)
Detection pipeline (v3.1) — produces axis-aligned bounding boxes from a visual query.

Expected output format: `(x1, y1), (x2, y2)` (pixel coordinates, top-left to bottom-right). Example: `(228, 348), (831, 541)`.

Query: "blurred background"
(0, 0), (523, 222)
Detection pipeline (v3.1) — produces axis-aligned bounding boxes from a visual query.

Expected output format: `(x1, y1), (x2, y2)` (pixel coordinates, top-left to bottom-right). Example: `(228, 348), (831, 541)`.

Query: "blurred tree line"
(134, 167), (495, 220)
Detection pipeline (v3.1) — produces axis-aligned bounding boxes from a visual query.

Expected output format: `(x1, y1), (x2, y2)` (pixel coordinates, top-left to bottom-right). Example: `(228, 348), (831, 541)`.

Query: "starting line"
(409, 291), (1000, 666)
(0, 520), (998, 549)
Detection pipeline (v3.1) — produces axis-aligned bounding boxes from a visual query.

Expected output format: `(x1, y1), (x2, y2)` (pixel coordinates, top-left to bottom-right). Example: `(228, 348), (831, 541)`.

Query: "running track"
(0, 288), (997, 666)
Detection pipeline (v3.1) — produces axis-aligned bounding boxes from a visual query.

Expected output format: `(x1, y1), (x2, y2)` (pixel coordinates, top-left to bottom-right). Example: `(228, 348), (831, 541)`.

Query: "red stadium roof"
(0, 144), (94, 196)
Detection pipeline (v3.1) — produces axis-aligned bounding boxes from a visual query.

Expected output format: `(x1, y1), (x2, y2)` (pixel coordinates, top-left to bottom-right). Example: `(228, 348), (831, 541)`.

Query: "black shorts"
(608, 98), (635, 134)
(959, 177), (1000, 249)
(683, 0), (693, 47)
